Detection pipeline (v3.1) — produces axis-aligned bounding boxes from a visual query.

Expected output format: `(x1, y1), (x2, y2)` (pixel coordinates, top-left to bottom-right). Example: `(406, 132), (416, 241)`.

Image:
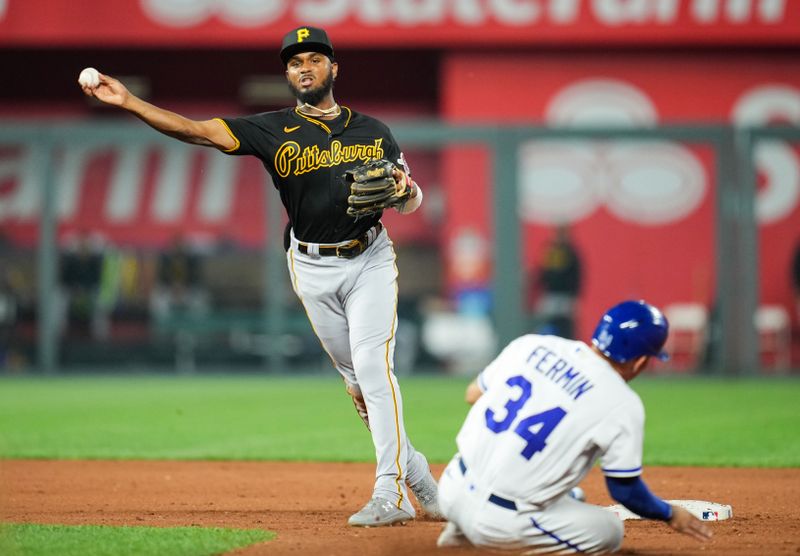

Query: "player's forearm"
(605, 476), (672, 521)
(122, 95), (219, 148)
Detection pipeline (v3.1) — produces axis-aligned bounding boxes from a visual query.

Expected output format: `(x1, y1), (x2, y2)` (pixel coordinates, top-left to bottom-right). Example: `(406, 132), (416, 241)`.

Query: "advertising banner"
(2, 0), (799, 46)
(442, 53), (800, 339)
(0, 142), (435, 248)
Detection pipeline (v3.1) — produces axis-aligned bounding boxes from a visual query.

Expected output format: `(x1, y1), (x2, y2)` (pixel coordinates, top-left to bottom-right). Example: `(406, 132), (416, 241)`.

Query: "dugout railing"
(0, 122), (796, 375)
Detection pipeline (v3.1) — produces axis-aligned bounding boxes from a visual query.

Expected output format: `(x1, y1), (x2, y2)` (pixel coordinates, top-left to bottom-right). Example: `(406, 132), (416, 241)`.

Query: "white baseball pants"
(287, 228), (425, 515)
(438, 456), (624, 554)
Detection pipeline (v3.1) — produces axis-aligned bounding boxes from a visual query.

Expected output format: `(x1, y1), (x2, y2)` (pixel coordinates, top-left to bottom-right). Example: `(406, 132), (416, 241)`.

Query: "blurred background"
(1, 0), (798, 377)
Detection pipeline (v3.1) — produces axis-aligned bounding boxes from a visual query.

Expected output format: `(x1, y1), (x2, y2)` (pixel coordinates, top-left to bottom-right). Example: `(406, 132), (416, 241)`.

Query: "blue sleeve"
(605, 476), (673, 521)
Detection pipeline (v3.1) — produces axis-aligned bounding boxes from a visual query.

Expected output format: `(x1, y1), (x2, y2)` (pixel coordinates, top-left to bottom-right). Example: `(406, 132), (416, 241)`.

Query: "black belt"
(297, 223), (383, 259)
(457, 457), (518, 511)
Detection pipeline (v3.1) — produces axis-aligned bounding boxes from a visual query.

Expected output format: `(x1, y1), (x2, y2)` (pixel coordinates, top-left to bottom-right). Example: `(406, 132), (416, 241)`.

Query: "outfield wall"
(0, 122), (796, 375)
(1, 0), (798, 374)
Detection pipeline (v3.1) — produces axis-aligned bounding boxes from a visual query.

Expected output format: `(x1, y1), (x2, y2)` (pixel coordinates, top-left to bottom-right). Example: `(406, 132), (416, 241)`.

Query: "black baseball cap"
(280, 26), (335, 65)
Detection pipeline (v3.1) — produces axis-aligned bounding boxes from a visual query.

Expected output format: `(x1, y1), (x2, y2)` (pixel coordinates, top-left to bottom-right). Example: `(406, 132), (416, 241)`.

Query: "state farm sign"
(139, 0), (789, 27)
(518, 79), (800, 226)
(1, 0), (798, 46)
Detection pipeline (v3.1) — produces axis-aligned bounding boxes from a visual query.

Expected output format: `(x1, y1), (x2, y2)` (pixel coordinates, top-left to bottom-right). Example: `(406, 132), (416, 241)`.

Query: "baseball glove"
(344, 158), (410, 218)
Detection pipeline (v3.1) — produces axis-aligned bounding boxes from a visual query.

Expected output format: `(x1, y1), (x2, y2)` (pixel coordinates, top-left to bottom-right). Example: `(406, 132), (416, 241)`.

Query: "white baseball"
(569, 486), (586, 502)
(78, 67), (101, 88)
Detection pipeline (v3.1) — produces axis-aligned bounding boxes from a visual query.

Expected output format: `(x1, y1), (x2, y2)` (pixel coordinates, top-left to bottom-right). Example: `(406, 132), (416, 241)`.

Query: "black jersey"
(220, 106), (405, 244)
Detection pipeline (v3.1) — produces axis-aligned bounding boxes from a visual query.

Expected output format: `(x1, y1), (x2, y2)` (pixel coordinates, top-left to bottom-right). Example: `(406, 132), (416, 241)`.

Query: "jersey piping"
(530, 517), (586, 553)
(294, 109), (332, 134)
(213, 118), (241, 153)
(602, 466), (643, 477)
(342, 106), (353, 128)
(292, 106), (353, 136)
(384, 246), (404, 508)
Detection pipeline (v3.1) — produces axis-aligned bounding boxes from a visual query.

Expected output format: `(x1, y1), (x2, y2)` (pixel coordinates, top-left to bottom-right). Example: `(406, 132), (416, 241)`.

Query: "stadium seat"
(662, 303), (709, 372)
(755, 304), (791, 372)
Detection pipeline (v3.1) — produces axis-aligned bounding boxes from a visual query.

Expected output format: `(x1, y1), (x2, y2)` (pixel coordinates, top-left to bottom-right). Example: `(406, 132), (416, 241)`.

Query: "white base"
(607, 500), (733, 521)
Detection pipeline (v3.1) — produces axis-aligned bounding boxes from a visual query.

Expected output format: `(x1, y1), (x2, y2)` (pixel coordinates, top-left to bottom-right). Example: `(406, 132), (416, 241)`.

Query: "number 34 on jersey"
(484, 375), (567, 460)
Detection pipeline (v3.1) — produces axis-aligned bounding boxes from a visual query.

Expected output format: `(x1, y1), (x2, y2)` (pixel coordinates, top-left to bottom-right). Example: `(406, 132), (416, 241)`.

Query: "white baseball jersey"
(456, 334), (645, 507)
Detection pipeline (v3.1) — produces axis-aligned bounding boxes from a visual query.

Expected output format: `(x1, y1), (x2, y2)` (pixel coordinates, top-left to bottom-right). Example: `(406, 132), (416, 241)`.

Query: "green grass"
(0, 523), (274, 556)
(632, 378), (800, 467)
(0, 375), (797, 555)
(0, 375), (798, 466)
(0, 375), (468, 461)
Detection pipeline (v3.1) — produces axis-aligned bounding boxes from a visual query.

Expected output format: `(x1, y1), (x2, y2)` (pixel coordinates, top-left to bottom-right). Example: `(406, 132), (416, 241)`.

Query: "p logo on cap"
(280, 26), (335, 65)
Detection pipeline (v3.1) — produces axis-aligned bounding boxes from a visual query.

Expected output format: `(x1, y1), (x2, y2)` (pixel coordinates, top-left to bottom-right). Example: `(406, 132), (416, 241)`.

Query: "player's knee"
(351, 350), (392, 382)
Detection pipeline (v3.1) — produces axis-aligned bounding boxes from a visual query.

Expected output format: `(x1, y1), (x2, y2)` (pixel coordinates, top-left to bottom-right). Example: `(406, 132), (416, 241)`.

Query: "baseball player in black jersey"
(79, 26), (441, 527)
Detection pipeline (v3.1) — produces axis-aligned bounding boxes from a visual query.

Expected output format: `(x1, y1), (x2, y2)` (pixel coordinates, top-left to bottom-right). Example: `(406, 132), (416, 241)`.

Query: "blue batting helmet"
(591, 300), (669, 363)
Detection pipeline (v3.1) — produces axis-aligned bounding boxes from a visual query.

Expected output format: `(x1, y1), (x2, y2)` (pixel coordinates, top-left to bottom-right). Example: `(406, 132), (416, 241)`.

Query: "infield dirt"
(1, 461), (798, 555)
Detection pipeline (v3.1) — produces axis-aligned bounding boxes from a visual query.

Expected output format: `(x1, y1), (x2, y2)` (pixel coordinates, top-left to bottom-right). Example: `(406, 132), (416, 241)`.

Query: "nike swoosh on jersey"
(284, 125), (301, 133)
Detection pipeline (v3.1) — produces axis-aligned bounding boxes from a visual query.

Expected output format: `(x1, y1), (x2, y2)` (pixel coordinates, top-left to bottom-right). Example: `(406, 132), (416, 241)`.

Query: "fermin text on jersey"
(526, 345), (594, 400)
